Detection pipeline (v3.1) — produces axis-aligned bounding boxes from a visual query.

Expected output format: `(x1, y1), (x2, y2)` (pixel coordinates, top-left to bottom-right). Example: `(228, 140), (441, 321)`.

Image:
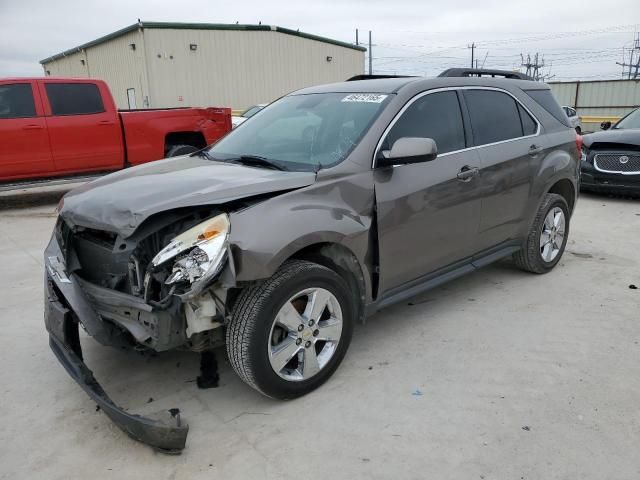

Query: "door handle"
(98, 120), (115, 126)
(529, 144), (543, 156)
(457, 165), (479, 181)
(22, 124), (44, 130)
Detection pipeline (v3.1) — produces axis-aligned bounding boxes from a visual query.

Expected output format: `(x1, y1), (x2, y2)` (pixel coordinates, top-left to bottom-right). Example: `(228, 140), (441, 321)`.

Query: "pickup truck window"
(45, 83), (104, 116)
(0, 83), (36, 119)
(208, 93), (389, 172)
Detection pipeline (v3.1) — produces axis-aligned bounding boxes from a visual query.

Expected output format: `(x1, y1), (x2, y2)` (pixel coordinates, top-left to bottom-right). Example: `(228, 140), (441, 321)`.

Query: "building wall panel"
(144, 28), (364, 109)
(43, 30), (150, 109)
(84, 30), (149, 109)
(549, 79), (640, 131)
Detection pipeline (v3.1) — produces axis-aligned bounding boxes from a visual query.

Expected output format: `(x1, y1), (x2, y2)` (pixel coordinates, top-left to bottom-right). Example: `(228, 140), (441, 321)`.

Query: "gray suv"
(45, 69), (579, 452)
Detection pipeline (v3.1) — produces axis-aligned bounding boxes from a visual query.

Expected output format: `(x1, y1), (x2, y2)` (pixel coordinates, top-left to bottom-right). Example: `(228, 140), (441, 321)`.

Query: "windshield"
(208, 93), (390, 172)
(614, 108), (640, 130)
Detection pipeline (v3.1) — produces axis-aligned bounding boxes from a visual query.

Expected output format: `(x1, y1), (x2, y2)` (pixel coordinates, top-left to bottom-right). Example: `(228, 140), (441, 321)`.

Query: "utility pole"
(468, 42), (475, 68)
(355, 28), (359, 46)
(616, 32), (640, 79)
(369, 30), (373, 75)
(520, 52), (546, 81)
(480, 51), (489, 69)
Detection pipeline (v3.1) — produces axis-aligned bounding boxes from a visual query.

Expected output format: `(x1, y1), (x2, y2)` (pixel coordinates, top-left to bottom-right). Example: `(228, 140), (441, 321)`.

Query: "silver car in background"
(563, 106), (582, 134)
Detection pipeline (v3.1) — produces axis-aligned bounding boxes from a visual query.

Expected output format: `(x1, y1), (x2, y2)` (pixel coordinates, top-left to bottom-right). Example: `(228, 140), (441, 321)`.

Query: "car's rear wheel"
(513, 193), (569, 273)
(226, 260), (354, 399)
(166, 144), (199, 157)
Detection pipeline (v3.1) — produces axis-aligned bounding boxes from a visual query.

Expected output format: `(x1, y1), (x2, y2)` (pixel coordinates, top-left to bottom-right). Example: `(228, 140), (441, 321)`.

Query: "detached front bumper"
(580, 161), (640, 195)
(44, 235), (189, 453)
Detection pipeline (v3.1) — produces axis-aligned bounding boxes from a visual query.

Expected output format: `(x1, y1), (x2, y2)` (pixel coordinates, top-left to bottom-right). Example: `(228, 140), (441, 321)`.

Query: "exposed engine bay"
(55, 206), (233, 353)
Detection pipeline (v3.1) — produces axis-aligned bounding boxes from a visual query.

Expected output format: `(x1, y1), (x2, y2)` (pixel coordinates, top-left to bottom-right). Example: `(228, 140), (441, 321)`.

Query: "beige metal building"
(40, 22), (366, 110)
(549, 79), (640, 132)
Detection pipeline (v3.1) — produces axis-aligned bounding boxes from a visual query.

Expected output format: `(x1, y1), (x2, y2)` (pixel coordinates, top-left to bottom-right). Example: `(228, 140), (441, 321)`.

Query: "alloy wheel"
(540, 207), (565, 262)
(268, 288), (343, 381)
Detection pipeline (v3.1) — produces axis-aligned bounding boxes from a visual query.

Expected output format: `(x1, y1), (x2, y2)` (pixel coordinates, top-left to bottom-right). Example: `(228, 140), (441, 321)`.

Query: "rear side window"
(386, 91), (466, 154)
(524, 89), (571, 127)
(518, 104), (538, 136)
(45, 83), (104, 115)
(0, 83), (36, 119)
(464, 90), (523, 145)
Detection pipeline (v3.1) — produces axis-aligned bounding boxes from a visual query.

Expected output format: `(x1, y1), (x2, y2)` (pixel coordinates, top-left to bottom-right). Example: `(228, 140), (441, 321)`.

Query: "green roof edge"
(40, 21), (366, 64)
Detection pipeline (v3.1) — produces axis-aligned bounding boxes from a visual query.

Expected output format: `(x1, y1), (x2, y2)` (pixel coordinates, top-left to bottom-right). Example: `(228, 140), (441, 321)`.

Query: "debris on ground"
(629, 284), (638, 290)
(522, 426), (530, 431)
(147, 397), (154, 404)
(570, 252), (593, 258)
(412, 389), (424, 396)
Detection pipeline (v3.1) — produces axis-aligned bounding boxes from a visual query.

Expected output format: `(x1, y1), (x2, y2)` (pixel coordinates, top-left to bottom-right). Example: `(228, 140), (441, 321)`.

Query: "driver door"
(374, 90), (484, 295)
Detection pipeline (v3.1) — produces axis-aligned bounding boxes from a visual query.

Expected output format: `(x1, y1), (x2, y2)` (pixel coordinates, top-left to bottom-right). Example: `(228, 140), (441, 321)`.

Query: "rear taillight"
(575, 133), (584, 161)
(575, 133), (583, 152)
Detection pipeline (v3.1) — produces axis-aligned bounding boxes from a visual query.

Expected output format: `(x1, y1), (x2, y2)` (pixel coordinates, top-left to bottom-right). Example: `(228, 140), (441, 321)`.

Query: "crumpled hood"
(59, 155), (316, 237)
(583, 129), (640, 148)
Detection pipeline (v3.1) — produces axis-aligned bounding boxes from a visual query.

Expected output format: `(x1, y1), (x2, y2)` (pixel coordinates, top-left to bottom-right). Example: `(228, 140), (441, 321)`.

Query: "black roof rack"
(438, 68), (533, 81)
(347, 74), (418, 81)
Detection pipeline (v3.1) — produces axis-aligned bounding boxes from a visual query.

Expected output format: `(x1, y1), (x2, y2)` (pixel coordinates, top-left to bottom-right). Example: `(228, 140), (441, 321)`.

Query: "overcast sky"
(1, 0), (639, 80)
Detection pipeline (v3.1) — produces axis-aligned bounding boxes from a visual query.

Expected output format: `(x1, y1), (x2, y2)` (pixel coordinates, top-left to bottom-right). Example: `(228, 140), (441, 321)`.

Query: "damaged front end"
(44, 207), (237, 453)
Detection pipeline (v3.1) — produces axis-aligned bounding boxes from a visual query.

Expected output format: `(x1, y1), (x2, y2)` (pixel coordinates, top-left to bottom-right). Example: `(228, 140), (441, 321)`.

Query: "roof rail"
(438, 68), (533, 81)
(346, 74), (418, 81)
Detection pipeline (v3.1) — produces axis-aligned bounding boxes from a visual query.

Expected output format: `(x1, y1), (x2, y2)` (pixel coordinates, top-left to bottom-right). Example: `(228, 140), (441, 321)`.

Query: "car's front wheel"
(226, 260), (354, 399)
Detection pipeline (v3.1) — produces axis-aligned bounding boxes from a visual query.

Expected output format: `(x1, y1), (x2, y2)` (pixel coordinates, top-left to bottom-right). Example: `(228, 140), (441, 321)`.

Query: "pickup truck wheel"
(226, 260), (354, 399)
(513, 193), (569, 274)
(166, 144), (199, 157)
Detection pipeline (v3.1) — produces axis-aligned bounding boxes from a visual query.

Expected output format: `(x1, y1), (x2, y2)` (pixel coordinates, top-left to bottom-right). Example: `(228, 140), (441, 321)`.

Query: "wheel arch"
(287, 242), (367, 323)
(547, 177), (576, 214)
(164, 131), (207, 154)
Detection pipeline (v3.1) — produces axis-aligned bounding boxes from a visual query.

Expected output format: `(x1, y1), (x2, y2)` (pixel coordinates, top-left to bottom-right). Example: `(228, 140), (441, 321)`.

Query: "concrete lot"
(0, 188), (638, 480)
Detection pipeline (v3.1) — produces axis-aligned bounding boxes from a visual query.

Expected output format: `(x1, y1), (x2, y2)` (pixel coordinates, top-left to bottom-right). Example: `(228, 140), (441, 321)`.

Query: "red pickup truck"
(0, 78), (232, 183)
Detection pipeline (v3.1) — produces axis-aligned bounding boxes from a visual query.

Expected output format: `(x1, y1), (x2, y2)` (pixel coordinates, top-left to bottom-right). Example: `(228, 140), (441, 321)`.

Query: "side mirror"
(601, 121), (612, 130)
(378, 137), (438, 167)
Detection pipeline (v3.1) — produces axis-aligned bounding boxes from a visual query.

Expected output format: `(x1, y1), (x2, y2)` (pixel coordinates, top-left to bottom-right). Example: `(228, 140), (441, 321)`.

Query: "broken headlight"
(151, 214), (229, 290)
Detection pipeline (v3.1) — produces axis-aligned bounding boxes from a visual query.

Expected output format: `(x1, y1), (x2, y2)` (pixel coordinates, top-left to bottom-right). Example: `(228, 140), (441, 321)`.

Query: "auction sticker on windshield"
(341, 94), (388, 103)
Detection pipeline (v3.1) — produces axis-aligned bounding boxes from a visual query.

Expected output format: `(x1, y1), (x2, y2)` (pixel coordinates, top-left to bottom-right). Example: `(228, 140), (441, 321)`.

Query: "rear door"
(0, 80), (53, 180)
(462, 88), (541, 251)
(39, 80), (123, 173)
(374, 89), (483, 294)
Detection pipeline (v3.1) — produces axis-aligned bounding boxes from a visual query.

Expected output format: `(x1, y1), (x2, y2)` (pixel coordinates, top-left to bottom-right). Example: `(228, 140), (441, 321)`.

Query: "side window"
(518, 104), (538, 136)
(464, 90), (524, 145)
(45, 83), (104, 116)
(524, 89), (571, 127)
(386, 91), (466, 155)
(0, 83), (36, 119)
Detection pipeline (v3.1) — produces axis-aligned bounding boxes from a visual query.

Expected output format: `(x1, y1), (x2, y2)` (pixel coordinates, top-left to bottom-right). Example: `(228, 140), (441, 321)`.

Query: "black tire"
(226, 260), (355, 399)
(166, 144), (199, 157)
(513, 193), (570, 274)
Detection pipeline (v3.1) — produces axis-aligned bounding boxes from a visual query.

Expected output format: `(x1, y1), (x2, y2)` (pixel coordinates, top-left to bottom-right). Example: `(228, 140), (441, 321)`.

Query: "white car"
(562, 106), (582, 134)
(231, 103), (267, 128)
